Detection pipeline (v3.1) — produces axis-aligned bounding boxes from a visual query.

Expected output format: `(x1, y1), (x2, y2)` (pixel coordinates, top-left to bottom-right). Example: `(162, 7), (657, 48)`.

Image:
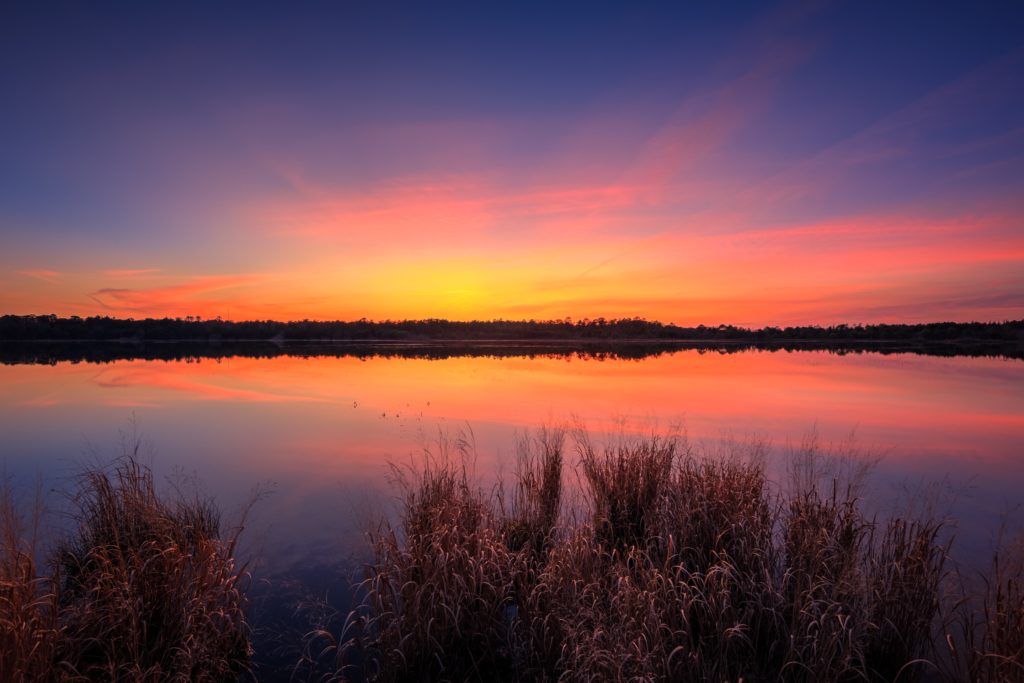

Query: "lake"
(2, 342), (1022, 673)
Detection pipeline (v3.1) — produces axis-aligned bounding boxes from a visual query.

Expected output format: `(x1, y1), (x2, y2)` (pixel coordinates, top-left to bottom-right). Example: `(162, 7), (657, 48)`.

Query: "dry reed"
(945, 527), (1024, 683)
(10, 422), (1014, 682)
(309, 424), (1012, 683)
(1, 435), (256, 682)
(1, 477), (61, 683)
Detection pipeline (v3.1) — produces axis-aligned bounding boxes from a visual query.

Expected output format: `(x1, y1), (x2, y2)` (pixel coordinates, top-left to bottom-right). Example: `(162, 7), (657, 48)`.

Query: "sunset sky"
(2, 1), (1023, 326)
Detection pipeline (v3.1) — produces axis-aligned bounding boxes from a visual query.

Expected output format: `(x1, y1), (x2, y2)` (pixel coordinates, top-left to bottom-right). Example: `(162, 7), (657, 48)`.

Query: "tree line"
(2, 314), (1022, 343)
(4, 339), (1023, 367)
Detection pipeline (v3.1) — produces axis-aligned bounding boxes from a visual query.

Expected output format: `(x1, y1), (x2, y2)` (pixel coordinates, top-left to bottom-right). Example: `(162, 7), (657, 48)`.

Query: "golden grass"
(2, 479), (61, 683)
(304, 425), (1024, 683)
(6, 423), (1022, 682)
(1, 444), (255, 682)
(945, 528), (1024, 682)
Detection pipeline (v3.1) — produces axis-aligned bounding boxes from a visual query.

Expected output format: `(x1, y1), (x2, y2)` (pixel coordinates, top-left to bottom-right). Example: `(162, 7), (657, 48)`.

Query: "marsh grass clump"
(664, 438), (774, 574)
(499, 425), (565, 560)
(779, 485), (875, 681)
(309, 427), (531, 683)
(575, 425), (677, 555)
(391, 429), (487, 543)
(55, 455), (251, 681)
(534, 434), (783, 682)
(864, 515), (948, 682)
(1, 432), (256, 683)
(946, 528), (1024, 683)
(57, 453), (221, 600)
(1, 479), (60, 683)
(318, 424), (983, 683)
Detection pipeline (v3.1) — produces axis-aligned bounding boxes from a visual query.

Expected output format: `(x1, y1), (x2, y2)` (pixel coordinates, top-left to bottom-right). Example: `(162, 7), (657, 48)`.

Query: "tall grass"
(349, 429), (528, 682)
(575, 425), (675, 556)
(310, 424), (1024, 683)
(500, 425), (564, 559)
(1, 436), (256, 682)
(945, 528), (1024, 682)
(1, 477), (60, 683)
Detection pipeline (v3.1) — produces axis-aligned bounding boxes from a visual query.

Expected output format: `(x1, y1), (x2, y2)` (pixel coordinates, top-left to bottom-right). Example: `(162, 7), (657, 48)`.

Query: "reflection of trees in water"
(2, 339), (1023, 366)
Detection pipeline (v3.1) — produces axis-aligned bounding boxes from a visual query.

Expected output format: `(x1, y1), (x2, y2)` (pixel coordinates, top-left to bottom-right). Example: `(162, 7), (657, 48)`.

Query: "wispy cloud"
(16, 270), (61, 283)
(701, 45), (1024, 227)
(103, 268), (162, 277)
(238, 23), (814, 251)
(86, 275), (262, 316)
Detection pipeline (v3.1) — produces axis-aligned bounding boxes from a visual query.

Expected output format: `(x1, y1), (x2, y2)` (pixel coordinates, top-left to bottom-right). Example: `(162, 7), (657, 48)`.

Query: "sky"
(2, 0), (1023, 326)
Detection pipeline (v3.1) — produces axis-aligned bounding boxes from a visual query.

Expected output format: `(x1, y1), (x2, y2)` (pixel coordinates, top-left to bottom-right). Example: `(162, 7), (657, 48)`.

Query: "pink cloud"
(236, 29), (811, 251)
(86, 275), (262, 316)
(16, 270), (61, 283)
(103, 269), (162, 277)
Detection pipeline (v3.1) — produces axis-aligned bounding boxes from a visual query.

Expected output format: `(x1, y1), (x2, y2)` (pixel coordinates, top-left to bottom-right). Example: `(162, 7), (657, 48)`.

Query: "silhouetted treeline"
(3, 339), (1022, 366)
(3, 314), (1023, 343)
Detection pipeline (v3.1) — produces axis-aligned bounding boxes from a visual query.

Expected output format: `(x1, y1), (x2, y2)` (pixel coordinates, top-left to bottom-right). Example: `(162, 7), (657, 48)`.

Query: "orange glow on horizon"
(7, 208), (1022, 326)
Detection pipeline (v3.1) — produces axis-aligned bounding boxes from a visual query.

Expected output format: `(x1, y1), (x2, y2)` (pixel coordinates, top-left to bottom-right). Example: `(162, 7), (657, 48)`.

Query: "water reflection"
(2, 339), (1023, 365)
(1, 343), (1022, 574)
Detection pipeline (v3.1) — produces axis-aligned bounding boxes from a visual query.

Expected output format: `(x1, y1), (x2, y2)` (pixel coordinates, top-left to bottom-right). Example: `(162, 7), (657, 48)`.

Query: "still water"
(2, 343), (1023, 577)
